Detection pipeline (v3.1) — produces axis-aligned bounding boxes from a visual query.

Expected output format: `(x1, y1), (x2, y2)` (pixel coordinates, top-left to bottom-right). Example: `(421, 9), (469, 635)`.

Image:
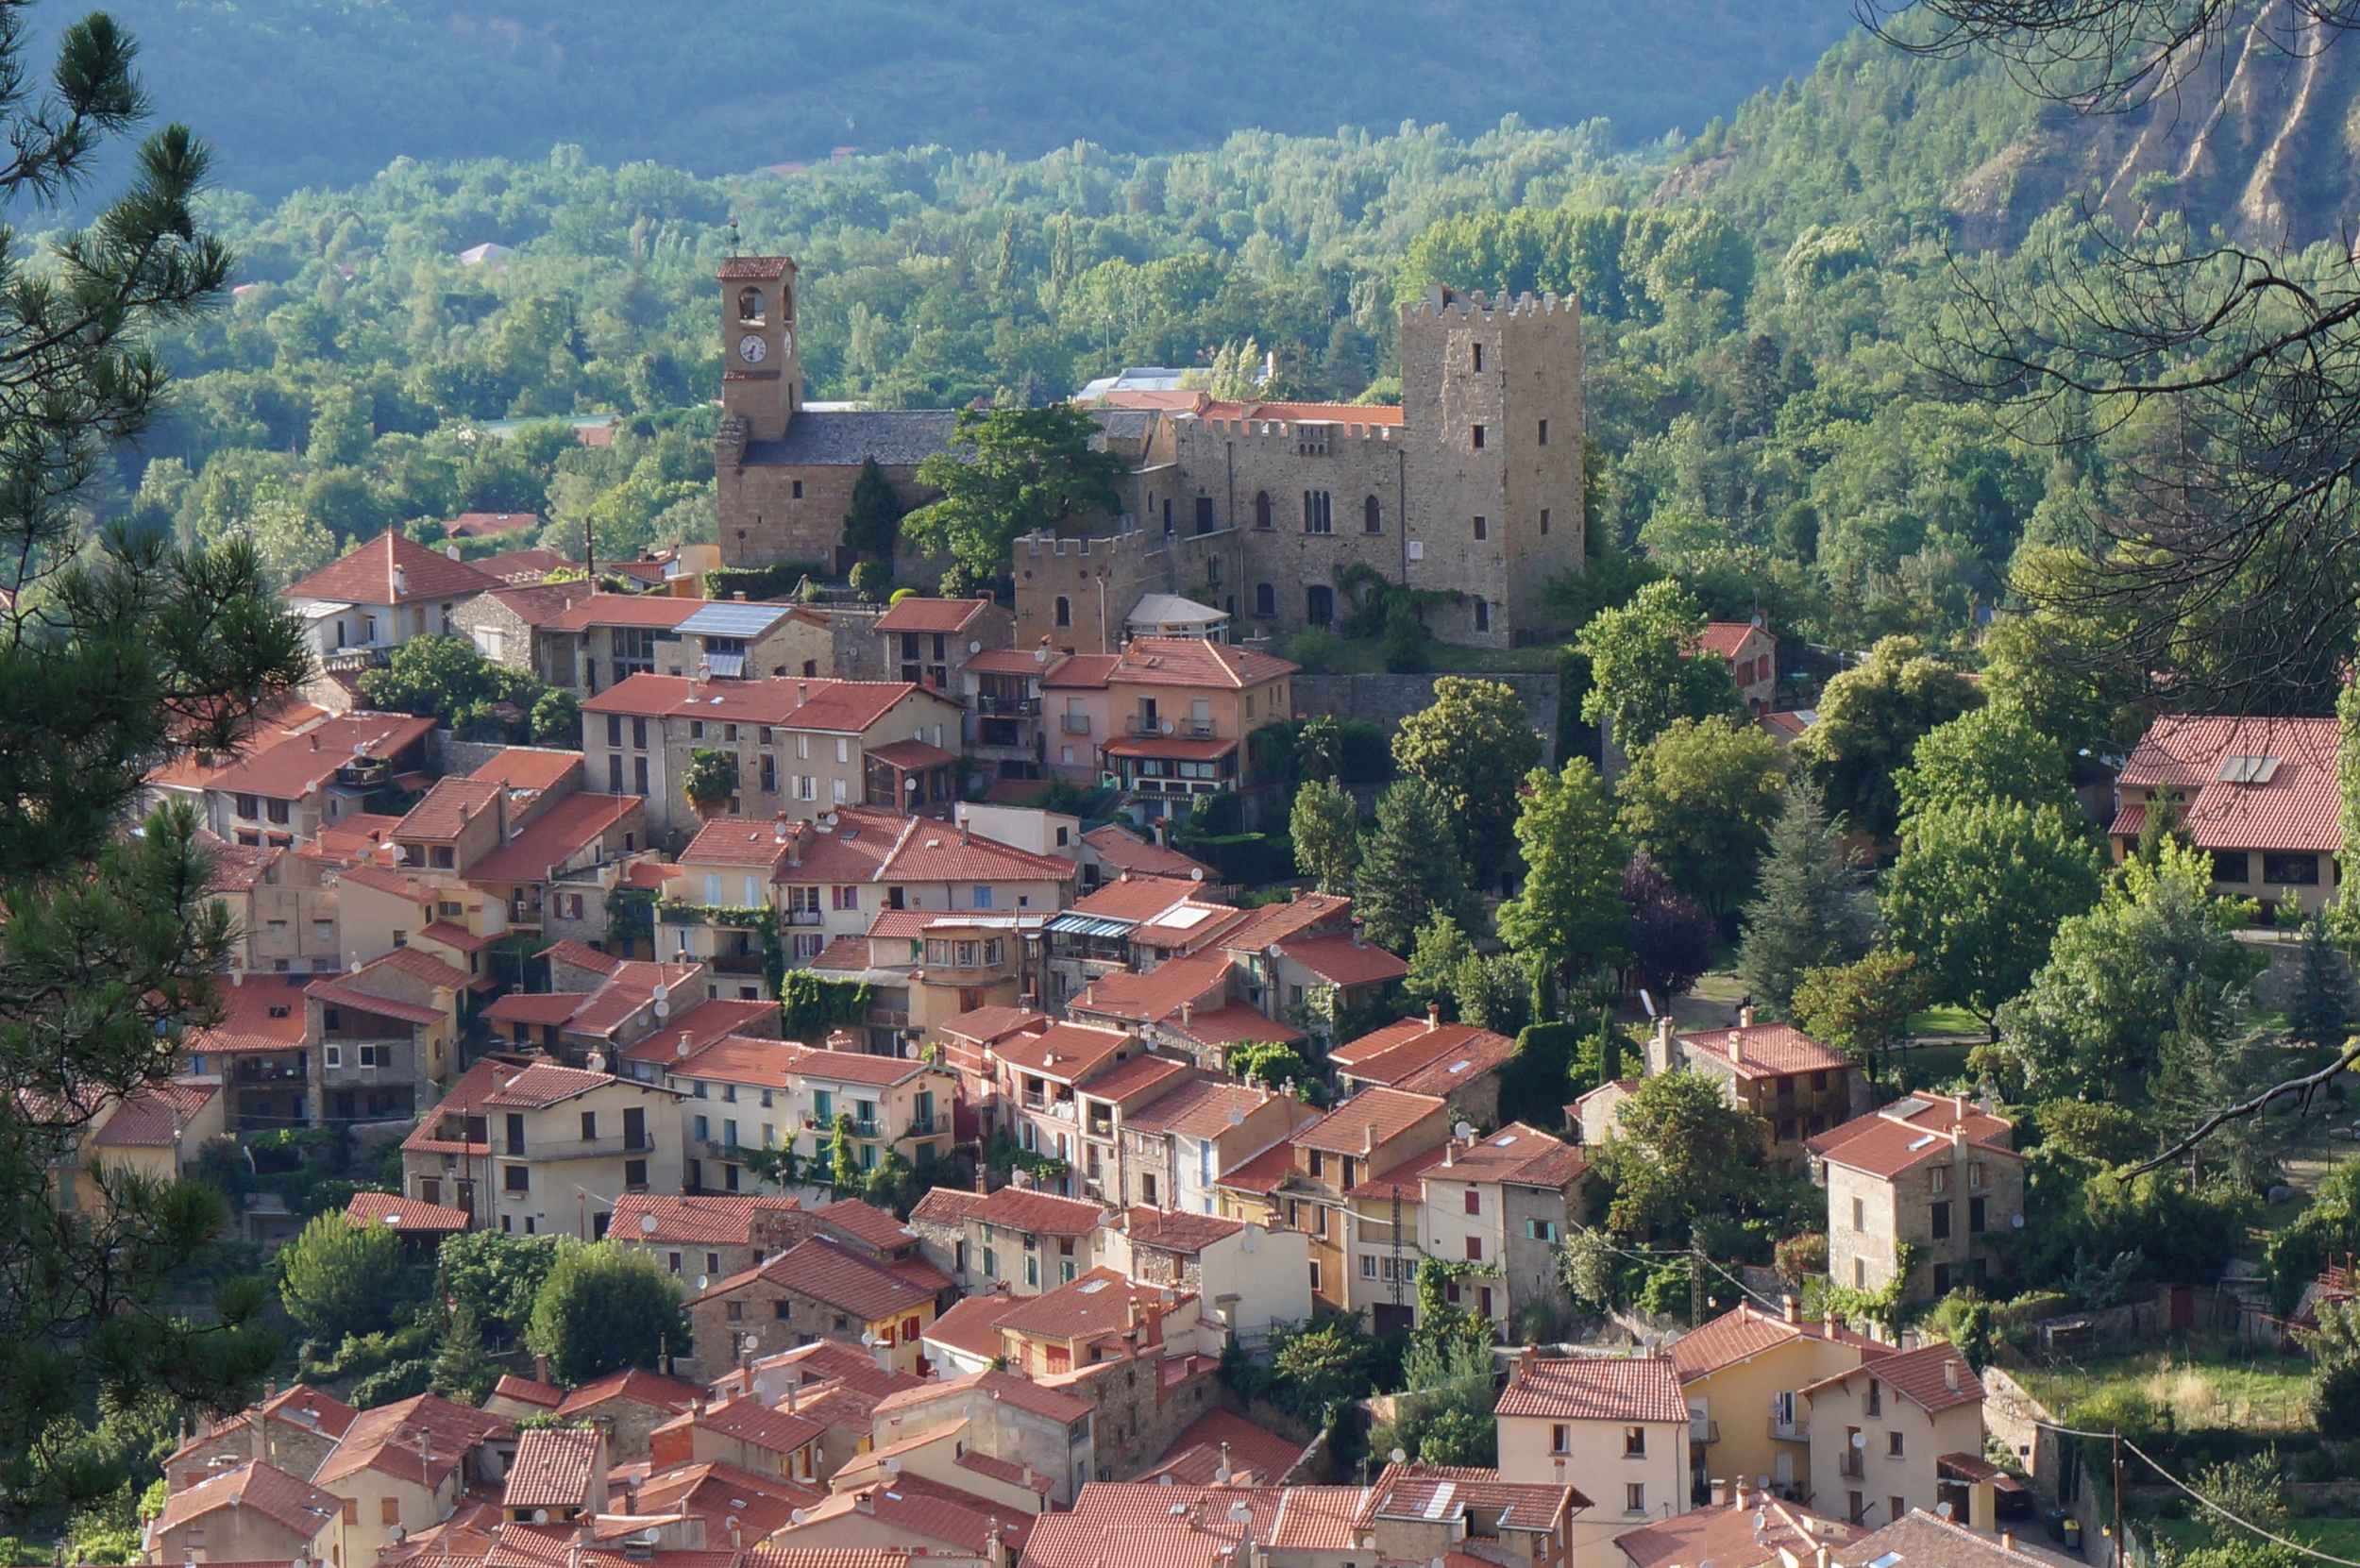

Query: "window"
(1526, 1218), (1559, 1241)
(1463, 1188), (1481, 1215)
(726, 1301), (743, 1322)
(1474, 600), (1491, 633)
(1854, 1256), (1866, 1287)
(1969, 1194), (1988, 1233)
(1473, 514), (1488, 541)
(382, 1498), (402, 1526)
(1969, 1160), (1985, 1189)
(1551, 1424), (1570, 1455)
(325, 1044), (343, 1070)
(1624, 1425), (1646, 1458)
(1891, 1499), (1907, 1529)
(760, 754), (776, 793)
(666, 1251), (683, 1273)
(2267, 851), (2322, 885)
(1363, 496), (1382, 533)
(2212, 849), (2252, 884)
(1254, 491), (1273, 530)
(1851, 1196), (1865, 1230)
(1472, 424), (1486, 449)
(1930, 1165), (1948, 1193)
(1306, 585), (1335, 625)
(1308, 1259), (1321, 1293)
(503, 1166), (529, 1192)
(1465, 1236), (1483, 1261)
(1539, 417), (1550, 445)
(1472, 342), (1484, 373)
(1865, 1379), (1882, 1417)
(1054, 597), (1071, 629)
(791, 480), (804, 499)
(1930, 1200), (1951, 1240)
(1303, 490), (1333, 533)
(1625, 1484), (1644, 1516)
(1359, 1255), (1376, 1279)
(1255, 582), (1275, 617)
(1888, 1431), (1905, 1458)
(1541, 507), (1551, 535)
(1312, 1206), (1328, 1239)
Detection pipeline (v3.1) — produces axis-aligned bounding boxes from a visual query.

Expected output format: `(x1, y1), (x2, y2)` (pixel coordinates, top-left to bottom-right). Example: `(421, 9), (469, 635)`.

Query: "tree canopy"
(1576, 580), (1741, 755)
(1797, 636), (1982, 840)
(903, 405), (1126, 582)
(1393, 678), (1544, 889)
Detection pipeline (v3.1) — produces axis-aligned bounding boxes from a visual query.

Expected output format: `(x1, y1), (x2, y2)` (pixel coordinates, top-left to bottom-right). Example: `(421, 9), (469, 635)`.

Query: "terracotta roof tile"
(1083, 824), (1218, 883)
(921, 1291), (1022, 1359)
(467, 792), (641, 884)
(1799, 1340), (1982, 1414)
(1162, 1004), (1303, 1052)
(1041, 654), (1118, 690)
(1420, 1123), (1586, 1190)
(492, 1374), (563, 1408)
(909, 1188), (990, 1227)
(345, 1190), (471, 1233)
(1123, 1206), (1243, 1255)
(1294, 1087), (1444, 1155)
(555, 1367), (701, 1417)
(281, 529), (502, 605)
(786, 1474), (1024, 1556)
(206, 713), (437, 801)
(1078, 1053), (1193, 1104)
(501, 1427), (602, 1511)
(1493, 1355), (1686, 1424)
(659, 1396), (823, 1457)
(1139, 1408), (1306, 1484)
(1125, 1078), (1282, 1139)
(1808, 1094), (2018, 1179)
(1070, 954), (1234, 1027)
(1108, 636), (1297, 690)
(1831, 1510), (2077, 1568)
(316, 1394), (511, 1488)
(878, 823), (1075, 885)
(1215, 1141), (1295, 1194)
(871, 1368), (1090, 1425)
(181, 980), (312, 1055)
(997, 1268), (1187, 1345)
(1361, 1463), (1580, 1532)
(152, 1460), (341, 1540)
(304, 978), (446, 1026)
(1696, 621), (1769, 659)
(2116, 714), (2343, 853)
(1618, 1490), (1853, 1568)
(679, 817), (799, 869)
(872, 597), (993, 633)
(698, 1235), (930, 1321)
(91, 1080), (216, 1147)
(992, 1021), (1137, 1082)
(868, 738), (958, 771)
(1070, 877), (1201, 922)
(547, 594), (706, 632)
(1215, 892), (1353, 955)
(939, 1005), (1051, 1046)
(1276, 935), (1408, 987)
(606, 1194), (805, 1247)
(396, 777), (504, 840)
(1682, 1021), (1852, 1078)
(957, 1186), (1105, 1237)
(813, 1197), (919, 1252)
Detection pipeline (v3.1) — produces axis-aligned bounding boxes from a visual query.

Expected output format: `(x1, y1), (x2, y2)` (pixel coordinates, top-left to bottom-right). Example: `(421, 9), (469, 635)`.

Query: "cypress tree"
(1736, 775), (1870, 1012)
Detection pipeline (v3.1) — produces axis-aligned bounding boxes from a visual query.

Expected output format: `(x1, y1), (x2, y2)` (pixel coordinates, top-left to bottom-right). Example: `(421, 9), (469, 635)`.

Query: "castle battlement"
(1192, 416), (1396, 443)
(1018, 527), (1168, 562)
(1404, 286), (1577, 320)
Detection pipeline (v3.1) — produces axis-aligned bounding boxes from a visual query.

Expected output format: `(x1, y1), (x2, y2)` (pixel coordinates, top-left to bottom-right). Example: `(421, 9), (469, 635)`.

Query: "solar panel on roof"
(677, 603), (790, 637)
(1889, 1097), (1930, 1119)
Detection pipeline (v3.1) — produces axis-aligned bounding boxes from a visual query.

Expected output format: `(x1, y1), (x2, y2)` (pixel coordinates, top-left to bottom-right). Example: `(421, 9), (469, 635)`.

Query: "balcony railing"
(1186, 720), (1217, 738)
(1127, 715), (1162, 736)
(977, 694), (1039, 717)
(1769, 1400), (1806, 1441)
(1838, 1457), (1864, 1480)
(784, 909), (823, 927)
(510, 1134), (657, 1161)
(1060, 715), (1091, 735)
(711, 951), (767, 975)
(905, 1117), (939, 1139)
(866, 1007), (909, 1028)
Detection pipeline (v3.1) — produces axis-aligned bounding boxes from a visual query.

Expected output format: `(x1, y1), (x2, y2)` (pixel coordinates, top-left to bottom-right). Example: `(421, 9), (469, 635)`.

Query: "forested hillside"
(66, 0), (1856, 194)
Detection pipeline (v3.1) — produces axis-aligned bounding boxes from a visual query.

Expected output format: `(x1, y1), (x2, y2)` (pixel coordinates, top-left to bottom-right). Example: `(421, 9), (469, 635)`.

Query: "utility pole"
(2112, 1430), (2124, 1568)
(1689, 1223), (1706, 1324)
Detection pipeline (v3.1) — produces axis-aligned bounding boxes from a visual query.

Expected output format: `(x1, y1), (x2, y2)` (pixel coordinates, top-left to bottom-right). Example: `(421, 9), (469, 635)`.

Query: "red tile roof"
(207, 713), (438, 801)
(1617, 1490), (1855, 1568)
(152, 1460), (340, 1540)
(629, 1462), (818, 1543)
(1682, 1021), (1852, 1078)
(1070, 954), (1234, 1027)
(2115, 714), (2343, 852)
(1041, 654), (1119, 690)
(1123, 1206), (1244, 1255)
(878, 823), (1076, 885)
(1276, 935), (1408, 987)
(813, 1197), (919, 1252)
(1808, 1093), (2019, 1179)
(483, 1062), (628, 1108)
(607, 1193), (805, 1247)
(993, 1020), (1136, 1082)
(470, 750), (585, 800)
(281, 530), (503, 605)
(1078, 1052), (1193, 1104)
(872, 597), (993, 633)
(789, 1474), (1025, 1556)
(1108, 637), (1297, 690)
(484, 990), (589, 1026)
(1294, 1086), (1444, 1155)
(921, 1291), (1022, 1359)
(555, 1367), (701, 1417)
(871, 1367), (1091, 1425)
(788, 1045), (936, 1087)
(1139, 1408), (1306, 1485)
(965, 1185), (1108, 1237)
(473, 547), (577, 583)
(548, 594), (706, 632)
(659, 1396), (824, 1458)
(1070, 876), (1200, 922)
(1421, 1123), (1586, 1190)
(1083, 825), (1217, 883)
(91, 1080), (216, 1147)
(868, 738), (958, 771)
(1493, 1355), (1686, 1424)
(1163, 1003), (1302, 1052)
(939, 1005), (1050, 1046)
(316, 1394), (511, 1488)
(1361, 1463), (1581, 1532)
(1215, 1141), (1295, 1194)
(582, 674), (948, 734)
(1668, 1302), (1887, 1383)
(466, 792), (641, 884)
(1696, 621), (1769, 660)
(1800, 1340), (1983, 1414)
(698, 1235), (932, 1321)
(1345, 1144), (1448, 1201)
(1216, 891), (1353, 955)
(1126, 1078), (1284, 1139)
(998, 1269), (1185, 1344)
(1202, 398), (1406, 427)
(1102, 734), (1239, 763)
(333, 862), (435, 903)
(909, 1188), (990, 1227)
(304, 978), (446, 1027)
(492, 1374), (563, 1408)
(345, 1190), (472, 1233)
(501, 1426), (602, 1510)
(396, 776), (503, 839)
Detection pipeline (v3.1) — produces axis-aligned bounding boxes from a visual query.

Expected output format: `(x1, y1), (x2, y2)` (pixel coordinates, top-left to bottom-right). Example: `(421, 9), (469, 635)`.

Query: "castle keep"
(712, 255), (1583, 649)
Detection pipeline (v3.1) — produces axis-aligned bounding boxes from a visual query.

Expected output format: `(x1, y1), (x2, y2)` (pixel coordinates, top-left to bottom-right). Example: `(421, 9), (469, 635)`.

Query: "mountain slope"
(81, 0), (1855, 196)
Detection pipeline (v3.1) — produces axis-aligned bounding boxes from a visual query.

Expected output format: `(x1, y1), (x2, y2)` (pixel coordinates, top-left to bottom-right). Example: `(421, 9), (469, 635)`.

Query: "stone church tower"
(715, 256), (801, 447)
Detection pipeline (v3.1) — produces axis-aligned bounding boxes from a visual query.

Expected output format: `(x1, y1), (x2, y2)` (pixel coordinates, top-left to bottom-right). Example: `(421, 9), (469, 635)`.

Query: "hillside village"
(27, 237), (2360, 1568)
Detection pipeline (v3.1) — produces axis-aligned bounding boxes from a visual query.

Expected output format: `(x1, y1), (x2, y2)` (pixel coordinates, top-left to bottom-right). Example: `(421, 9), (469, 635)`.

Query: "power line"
(2031, 1419), (2360, 1568)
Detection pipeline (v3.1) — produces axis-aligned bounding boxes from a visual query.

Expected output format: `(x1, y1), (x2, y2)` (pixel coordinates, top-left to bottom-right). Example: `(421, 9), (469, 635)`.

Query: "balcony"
(866, 1006), (909, 1028)
(905, 1117), (939, 1139)
(1061, 715), (1091, 736)
(1770, 1401), (1806, 1442)
(977, 694), (1040, 717)
(1689, 1413), (1719, 1444)
(231, 1059), (308, 1085)
(699, 1138), (750, 1160)
(1186, 720), (1217, 739)
(711, 951), (767, 975)
(1127, 715), (1163, 736)
(1087, 1114), (1114, 1139)
(509, 1134), (657, 1161)
(784, 909), (823, 927)
(1839, 1457), (1865, 1481)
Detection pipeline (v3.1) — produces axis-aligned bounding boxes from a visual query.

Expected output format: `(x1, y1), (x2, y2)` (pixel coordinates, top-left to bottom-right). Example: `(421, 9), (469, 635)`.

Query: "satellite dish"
(789, 1510), (806, 1527)
(230, 969), (244, 987)
(697, 1275), (710, 1291)
(1190, 868), (1204, 882)
(1849, 1431), (1866, 1448)
(1159, 718), (1174, 734)
(902, 1042), (918, 1059)
(677, 1039), (691, 1058)
(1453, 1121), (1475, 1141)
(653, 999), (670, 1020)
(1228, 1502), (1253, 1525)
(2011, 1213), (2025, 1229)
(968, 640), (983, 655)
(531, 1509), (549, 1525)
(640, 1213), (660, 1235)
(652, 981), (669, 1004)
(1034, 648), (1049, 665)
(1389, 1448), (1408, 1466)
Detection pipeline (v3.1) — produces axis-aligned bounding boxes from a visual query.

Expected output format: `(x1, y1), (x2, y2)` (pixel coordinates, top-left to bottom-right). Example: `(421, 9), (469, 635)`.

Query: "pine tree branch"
(2124, 1037), (2360, 1175)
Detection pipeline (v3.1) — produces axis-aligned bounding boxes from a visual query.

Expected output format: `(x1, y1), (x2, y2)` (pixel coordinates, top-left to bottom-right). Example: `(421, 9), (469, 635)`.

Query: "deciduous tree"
(1621, 853), (1714, 1003)
(1789, 951), (1930, 1082)
(1290, 777), (1361, 894)
(1576, 580), (1739, 754)
(1615, 715), (1787, 920)
(1497, 758), (1628, 986)
(1895, 705), (2079, 825)
(903, 404), (1124, 581)
(1588, 1071), (1767, 1239)
(524, 1242), (689, 1385)
(279, 1212), (409, 1343)
(1393, 678), (1542, 889)
(1796, 636), (1981, 840)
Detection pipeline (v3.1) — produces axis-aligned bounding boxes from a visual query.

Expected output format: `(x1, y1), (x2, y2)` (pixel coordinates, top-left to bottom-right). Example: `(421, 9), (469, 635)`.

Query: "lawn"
(1906, 1003), (1986, 1038)
(2015, 1338), (2318, 1432)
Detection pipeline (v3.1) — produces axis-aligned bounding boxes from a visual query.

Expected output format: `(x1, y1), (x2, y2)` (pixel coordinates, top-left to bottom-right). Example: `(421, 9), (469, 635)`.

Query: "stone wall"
(1292, 671), (1561, 758)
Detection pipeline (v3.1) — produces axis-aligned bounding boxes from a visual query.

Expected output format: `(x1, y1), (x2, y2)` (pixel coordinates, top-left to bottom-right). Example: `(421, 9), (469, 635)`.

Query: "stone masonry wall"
(1291, 672), (1561, 758)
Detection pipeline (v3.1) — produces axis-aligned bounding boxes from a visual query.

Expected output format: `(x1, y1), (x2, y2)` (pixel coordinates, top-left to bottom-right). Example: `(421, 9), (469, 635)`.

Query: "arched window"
(1255, 582), (1275, 617)
(736, 287), (765, 323)
(1306, 585), (1334, 625)
(1054, 596), (1071, 629)
(1254, 491), (1273, 531)
(1364, 496), (1382, 533)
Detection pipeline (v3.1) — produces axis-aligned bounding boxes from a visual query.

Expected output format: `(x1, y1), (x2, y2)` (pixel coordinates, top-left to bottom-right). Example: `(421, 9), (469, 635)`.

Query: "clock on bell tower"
(716, 254), (800, 443)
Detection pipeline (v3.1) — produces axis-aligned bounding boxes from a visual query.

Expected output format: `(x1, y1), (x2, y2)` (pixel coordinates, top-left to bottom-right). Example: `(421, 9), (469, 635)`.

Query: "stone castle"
(711, 255), (1584, 649)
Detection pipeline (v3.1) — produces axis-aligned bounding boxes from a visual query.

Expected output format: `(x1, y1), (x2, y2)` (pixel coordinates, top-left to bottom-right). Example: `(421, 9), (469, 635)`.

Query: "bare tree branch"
(2125, 1037), (2360, 1175)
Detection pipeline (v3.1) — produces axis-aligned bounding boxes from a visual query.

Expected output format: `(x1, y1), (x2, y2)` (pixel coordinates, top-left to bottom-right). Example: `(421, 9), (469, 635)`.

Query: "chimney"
(975, 1162), (989, 1195)
(1127, 1298), (1142, 1331)
(854, 1490), (875, 1517)
(1944, 1357), (1961, 1393)
(1424, 1002), (1441, 1034)
(1729, 1035), (1745, 1066)
(2002, 1535), (2016, 1555)
(1729, 1483), (1747, 1511)
(534, 1354), (551, 1384)
(1351, 919), (1365, 948)
(1180, 1001), (1193, 1026)
(1517, 1343), (1538, 1379)
(1362, 1123), (1375, 1155)
(1781, 1294), (1800, 1325)
(1816, 1548), (1831, 1568)
(797, 681), (809, 704)
(783, 1379), (797, 1413)
(960, 824), (970, 846)
(1738, 1003), (1756, 1029)
(732, 591), (748, 601)
(1824, 1308), (1843, 1339)
(1649, 1015), (1676, 1076)
(1442, 1140), (1454, 1168)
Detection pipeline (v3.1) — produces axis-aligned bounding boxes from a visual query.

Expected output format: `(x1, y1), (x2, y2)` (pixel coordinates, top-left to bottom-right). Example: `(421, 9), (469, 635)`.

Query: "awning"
(702, 651), (746, 678)
(1045, 912), (1136, 939)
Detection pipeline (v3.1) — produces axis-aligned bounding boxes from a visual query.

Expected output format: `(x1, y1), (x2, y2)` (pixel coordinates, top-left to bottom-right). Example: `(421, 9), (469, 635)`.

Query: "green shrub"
(1285, 629), (1342, 671)
(348, 1358), (434, 1409)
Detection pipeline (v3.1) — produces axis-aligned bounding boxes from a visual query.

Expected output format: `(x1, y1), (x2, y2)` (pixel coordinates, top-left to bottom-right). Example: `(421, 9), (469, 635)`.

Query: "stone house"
(983, 1020), (1154, 1194)
(1065, 953), (1303, 1071)
(399, 1058), (686, 1235)
(161, 1384), (355, 1495)
(143, 1460), (345, 1568)
(687, 1232), (937, 1376)
(1798, 1342), (1986, 1529)
(1329, 1011), (1517, 1130)
(1810, 1095), (2025, 1304)
(647, 1396), (826, 1487)
(177, 974), (313, 1134)
(763, 1472), (1024, 1563)
(306, 946), (468, 1131)
(1209, 890), (1403, 1048)
(582, 674), (962, 839)
(986, 1273), (1226, 1481)
(1099, 637), (1299, 824)
(202, 712), (437, 848)
(870, 1370), (1097, 1507)
(280, 529), (503, 663)
(1119, 1075), (1319, 1219)
(1494, 1353), (1689, 1568)
(1697, 619), (1778, 716)
(197, 835), (343, 976)
(448, 579), (595, 685)
(543, 1368), (700, 1464)
(1414, 1121), (1589, 1341)
(872, 596), (1014, 698)
(2109, 713), (2343, 919)
(1639, 1012), (1863, 1163)
(463, 790), (648, 948)
(1359, 1463), (1582, 1568)
(829, 1418), (1054, 1520)
(1104, 1206), (1311, 1345)
(499, 1425), (605, 1525)
(906, 1183), (1110, 1298)
(1667, 1298), (1889, 1503)
(311, 1394), (514, 1568)
(1278, 1086), (1448, 1322)
(609, 1192), (814, 1283)
(1071, 1051), (1197, 1205)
